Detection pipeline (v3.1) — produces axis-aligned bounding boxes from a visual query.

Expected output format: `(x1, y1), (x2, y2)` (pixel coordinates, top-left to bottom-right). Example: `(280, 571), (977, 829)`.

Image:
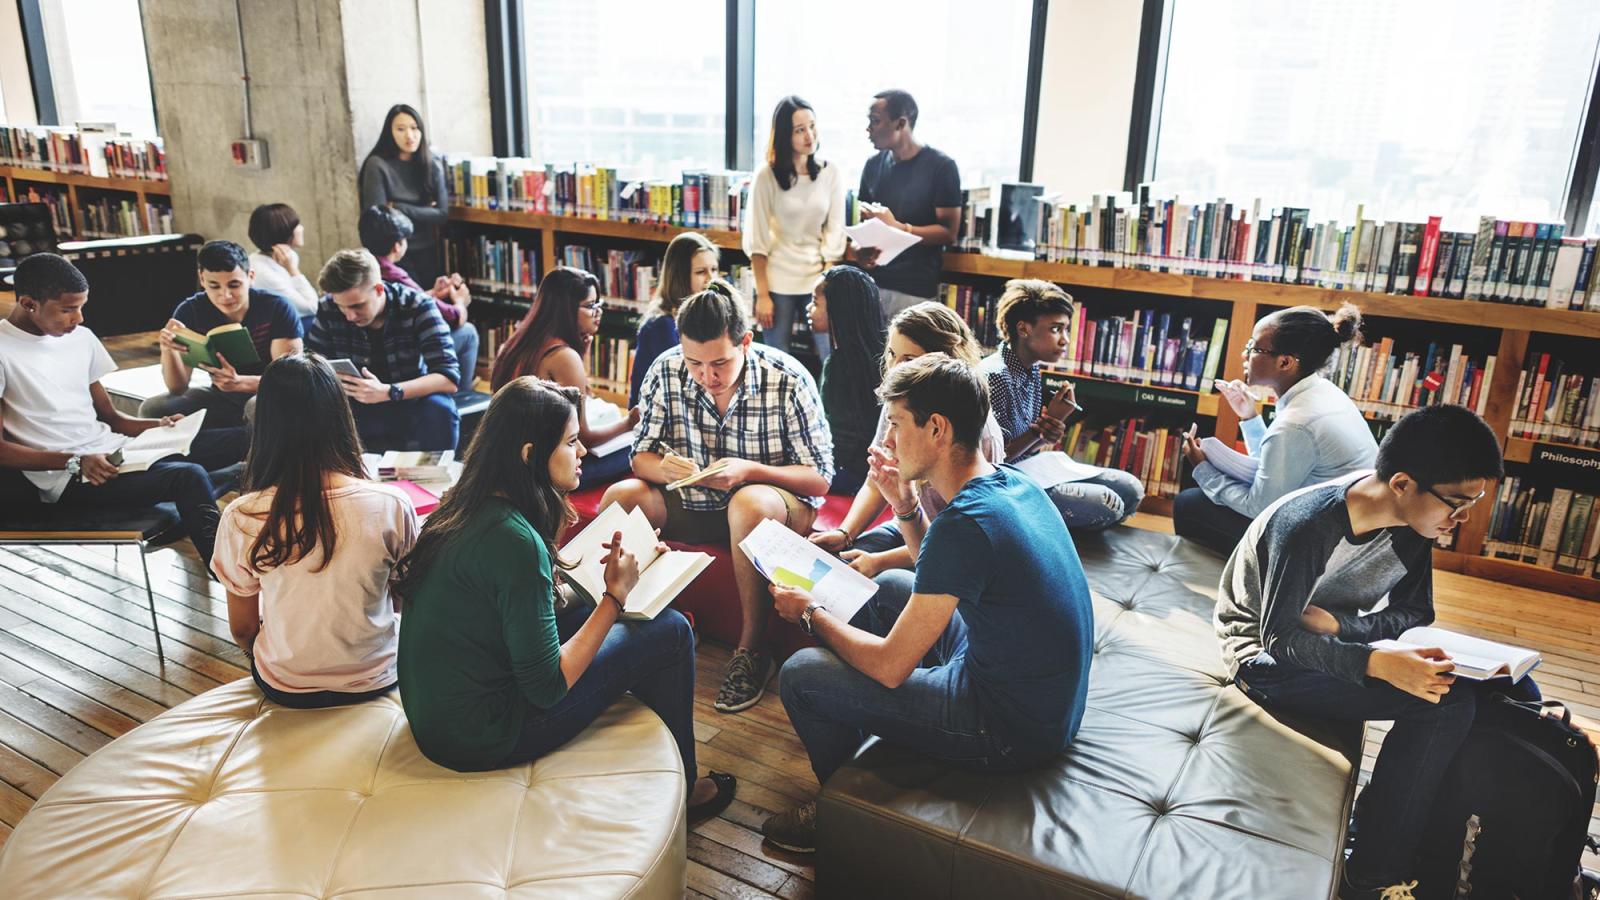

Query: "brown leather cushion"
(817, 527), (1361, 900)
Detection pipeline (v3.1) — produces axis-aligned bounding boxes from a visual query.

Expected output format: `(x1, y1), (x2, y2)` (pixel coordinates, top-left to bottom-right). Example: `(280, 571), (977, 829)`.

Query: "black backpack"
(1414, 693), (1598, 900)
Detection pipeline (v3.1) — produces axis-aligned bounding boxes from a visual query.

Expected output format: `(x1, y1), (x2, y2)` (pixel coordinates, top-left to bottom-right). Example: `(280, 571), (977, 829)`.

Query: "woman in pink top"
(212, 352), (418, 707)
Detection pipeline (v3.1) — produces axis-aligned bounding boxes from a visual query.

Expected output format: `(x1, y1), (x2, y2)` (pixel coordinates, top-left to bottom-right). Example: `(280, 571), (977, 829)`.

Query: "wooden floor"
(0, 324), (1594, 890)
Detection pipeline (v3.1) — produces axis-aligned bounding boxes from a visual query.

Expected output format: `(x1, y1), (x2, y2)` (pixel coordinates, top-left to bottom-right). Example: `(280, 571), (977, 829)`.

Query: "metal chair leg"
(138, 541), (164, 665)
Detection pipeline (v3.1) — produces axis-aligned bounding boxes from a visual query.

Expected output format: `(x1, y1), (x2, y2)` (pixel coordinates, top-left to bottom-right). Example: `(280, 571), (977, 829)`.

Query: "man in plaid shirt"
(602, 283), (834, 713)
(306, 249), (461, 451)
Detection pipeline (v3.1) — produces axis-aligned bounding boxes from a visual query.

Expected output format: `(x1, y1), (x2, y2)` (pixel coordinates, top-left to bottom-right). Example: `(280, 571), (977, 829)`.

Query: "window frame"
(15, 0), (161, 133)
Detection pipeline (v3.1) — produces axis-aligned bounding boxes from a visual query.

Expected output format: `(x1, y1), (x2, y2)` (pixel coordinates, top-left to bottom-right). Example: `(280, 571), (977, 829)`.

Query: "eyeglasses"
(580, 300), (605, 314)
(1424, 485), (1486, 521)
(1242, 338), (1283, 357)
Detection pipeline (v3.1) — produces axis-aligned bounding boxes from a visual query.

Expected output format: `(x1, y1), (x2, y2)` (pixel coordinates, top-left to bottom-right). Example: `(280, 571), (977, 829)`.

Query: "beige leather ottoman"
(817, 527), (1362, 900)
(0, 679), (687, 899)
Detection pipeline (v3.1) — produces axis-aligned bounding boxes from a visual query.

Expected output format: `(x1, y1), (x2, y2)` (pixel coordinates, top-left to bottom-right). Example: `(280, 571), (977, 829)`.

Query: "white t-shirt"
(0, 319), (128, 501)
(741, 163), (848, 295)
(248, 252), (321, 315)
(212, 480), (418, 694)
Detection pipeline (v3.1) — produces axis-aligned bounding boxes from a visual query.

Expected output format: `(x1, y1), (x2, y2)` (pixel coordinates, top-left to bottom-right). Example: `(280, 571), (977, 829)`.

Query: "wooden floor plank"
(0, 742), (59, 800)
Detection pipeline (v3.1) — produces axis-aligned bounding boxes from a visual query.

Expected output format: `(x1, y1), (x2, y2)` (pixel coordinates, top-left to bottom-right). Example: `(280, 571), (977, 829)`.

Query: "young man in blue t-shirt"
(142, 240), (303, 427)
(762, 353), (1095, 853)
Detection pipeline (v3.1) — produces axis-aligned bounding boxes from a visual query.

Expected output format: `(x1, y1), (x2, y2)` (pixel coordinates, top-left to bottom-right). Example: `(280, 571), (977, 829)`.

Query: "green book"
(172, 323), (258, 369)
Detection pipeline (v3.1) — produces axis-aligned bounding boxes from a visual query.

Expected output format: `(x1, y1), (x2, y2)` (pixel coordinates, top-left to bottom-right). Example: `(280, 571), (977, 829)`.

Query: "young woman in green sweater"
(391, 377), (735, 819)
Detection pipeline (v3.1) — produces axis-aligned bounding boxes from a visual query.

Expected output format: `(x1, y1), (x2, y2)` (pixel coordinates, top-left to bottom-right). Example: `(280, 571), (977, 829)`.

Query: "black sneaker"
(1339, 873), (1418, 900)
(713, 649), (773, 713)
(761, 800), (817, 853)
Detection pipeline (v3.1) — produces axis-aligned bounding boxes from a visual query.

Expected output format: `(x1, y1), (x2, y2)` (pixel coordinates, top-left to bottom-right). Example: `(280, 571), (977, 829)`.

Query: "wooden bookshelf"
(446, 209), (1600, 601)
(1, 164), (173, 241)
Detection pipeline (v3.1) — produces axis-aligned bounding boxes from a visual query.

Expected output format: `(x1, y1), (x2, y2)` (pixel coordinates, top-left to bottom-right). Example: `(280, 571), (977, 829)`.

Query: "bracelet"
(601, 591), (626, 615)
(832, 527), (853, 546)
(893, 503), (921, 521)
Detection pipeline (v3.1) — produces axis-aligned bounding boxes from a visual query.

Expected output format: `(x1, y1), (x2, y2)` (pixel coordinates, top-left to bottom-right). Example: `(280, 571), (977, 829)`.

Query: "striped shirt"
(978, 342), (1043, 458)
(306, 281), (460, 388)
(634, 342), (834, 511)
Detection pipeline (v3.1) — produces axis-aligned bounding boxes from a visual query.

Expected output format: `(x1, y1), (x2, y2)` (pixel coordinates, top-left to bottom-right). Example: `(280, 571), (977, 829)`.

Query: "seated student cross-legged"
(763, 354), (1095, 853)
(358, 204), (478, 389)
(1215, 404), (1538, 900)
(306, 249), (461, 451)
(211, 353), (417, 708)
(601, 283), (835, 714)
(391, 377), (736, 819)
(0, 254), (247, 568)
(143, 240), (305, 428)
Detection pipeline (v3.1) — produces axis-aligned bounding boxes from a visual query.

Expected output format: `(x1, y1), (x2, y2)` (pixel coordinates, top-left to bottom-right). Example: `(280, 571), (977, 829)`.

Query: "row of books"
(1483, 480), (1600, 577)
(1323, 339), (1495, 421)
(0, 126), (166, 181)
(1060, 309), (1228, 393)
(15, 186), (74, 237)
(1507, 353), (1600, 446)
(1062, 418), (1185, 500)
(559, 245), (656, 306)
(444, 234), (539, 298)
(441, 155), (751, 231)
(77, 196), (175, 239)
(587, 335), (633, 391)
(935, 283), (1001, 348)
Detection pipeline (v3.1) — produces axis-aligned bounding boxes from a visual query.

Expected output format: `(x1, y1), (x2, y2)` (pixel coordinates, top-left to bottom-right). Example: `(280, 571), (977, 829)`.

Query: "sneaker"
(762, 800), (817, 853)
(714, 649), (773, 713)
(1339, 873), (1418, 900)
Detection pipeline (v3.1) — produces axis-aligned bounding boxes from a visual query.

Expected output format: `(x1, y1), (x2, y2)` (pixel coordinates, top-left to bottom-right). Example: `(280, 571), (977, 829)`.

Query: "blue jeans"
(780, 569), (1037, 785)
(1235, 657), (1541, 886)
(451, 323), (479, 393)
(577, 446), (632, 490)
(251, 659), (397, 709)
(501, 604), (699, 789)
(1172, 487), (1253, 556)
(350, 393), (460, 451)
(762, 291), (830, 361)
(1046, 465), (1144, 530)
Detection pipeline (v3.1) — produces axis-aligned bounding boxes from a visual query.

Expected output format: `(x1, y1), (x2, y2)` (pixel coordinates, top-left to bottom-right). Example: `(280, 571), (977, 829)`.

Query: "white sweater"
(741, 162), (847, 295)
(249, 252), (321, 315)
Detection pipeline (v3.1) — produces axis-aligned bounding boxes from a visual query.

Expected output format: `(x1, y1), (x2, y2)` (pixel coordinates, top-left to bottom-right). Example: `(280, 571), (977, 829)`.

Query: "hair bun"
(1327, 302), (1362, 343)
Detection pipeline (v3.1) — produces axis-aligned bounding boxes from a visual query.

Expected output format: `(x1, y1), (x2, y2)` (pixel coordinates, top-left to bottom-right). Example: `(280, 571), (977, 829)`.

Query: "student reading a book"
(850, 90), (961, 319)
(630, 232), (720, 405)
(392, 377), (736, 819)
(978, 278), (1143, 529)
(1174, 303), (1376, 555)
(246, 203), (321, 316)
(0, 253), (248, 568)
(489, 266), (640, 489)
(762, 354), (1094, 853)
(358, 204), (478, 391)
(811, 302), (1007, 575)
(142, 240), (305, 428)
(212, 353), (416, 708)
(306, 249), (461, 451)
(810, 266), (886, 494)
(744, 95), (845, 362)
(359, 103), (448, 285)
(602, 284), (834, 714)
(1215, 404), (1539, 900)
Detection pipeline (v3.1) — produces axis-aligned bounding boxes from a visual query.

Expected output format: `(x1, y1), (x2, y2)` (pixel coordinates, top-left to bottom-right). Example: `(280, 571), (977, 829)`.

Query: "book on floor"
(171, 322), (258, 369)
(111, 409), (206, 473)
(1370, 626), (1541, 682)
(738, 517), (877, 625)
(559, 503), (711, 620)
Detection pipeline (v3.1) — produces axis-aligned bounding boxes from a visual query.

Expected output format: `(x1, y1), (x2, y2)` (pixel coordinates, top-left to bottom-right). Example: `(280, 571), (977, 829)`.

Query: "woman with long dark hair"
(360, 103), (448, 285)
(808, 266), (886, 494)
(393, 378), (735, 818)
(743, 95), (845, 362)
(211, 352), (418, 708)
(491, 266), (639, 488)
(630, 232), (721, 405)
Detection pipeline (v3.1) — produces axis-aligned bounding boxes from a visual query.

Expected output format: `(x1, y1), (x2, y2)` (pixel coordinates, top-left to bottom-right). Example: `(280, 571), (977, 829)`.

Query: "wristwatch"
(64, 454), (82, 480)
(387, 383), (405, 403)
(800, 603), (822, 636)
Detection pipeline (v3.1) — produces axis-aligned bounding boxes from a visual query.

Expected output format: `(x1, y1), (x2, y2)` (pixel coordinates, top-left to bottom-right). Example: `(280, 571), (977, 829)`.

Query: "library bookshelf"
(447, 206), (1600, 600)
(0, 165), (172, 240)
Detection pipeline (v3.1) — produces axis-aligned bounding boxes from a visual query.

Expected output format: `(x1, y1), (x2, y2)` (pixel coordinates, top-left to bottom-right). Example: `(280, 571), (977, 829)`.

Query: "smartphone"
(327, 358), (362, 377)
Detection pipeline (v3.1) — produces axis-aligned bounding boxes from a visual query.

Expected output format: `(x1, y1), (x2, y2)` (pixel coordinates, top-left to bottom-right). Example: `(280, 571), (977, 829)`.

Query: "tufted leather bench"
(0, 679), (688, 899)
(816, 527), (1362, 900)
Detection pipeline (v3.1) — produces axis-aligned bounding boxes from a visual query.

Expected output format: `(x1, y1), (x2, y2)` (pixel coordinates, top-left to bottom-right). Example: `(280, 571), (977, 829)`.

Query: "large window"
(751, 0), (1034, 192)
(36, 0), (157, 134)
(521, 0), (725, 174)
(1149, 0), (1600, 229)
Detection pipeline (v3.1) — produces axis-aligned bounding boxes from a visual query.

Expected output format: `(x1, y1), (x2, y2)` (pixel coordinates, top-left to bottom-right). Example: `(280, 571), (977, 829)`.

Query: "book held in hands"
(1370, 626), (1540, 683)
(111, 409), (207, 473)
(559, 504), (712, 620)
(171, 323), (258, 369)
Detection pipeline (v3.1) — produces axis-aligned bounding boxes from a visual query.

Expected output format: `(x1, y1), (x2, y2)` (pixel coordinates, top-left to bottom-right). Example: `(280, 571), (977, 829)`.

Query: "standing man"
(852, 90), (962, 319)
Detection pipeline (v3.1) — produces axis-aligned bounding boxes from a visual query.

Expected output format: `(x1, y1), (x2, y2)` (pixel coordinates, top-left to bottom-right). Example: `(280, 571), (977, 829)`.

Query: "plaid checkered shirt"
(634, 342), (834, 511)
(306, 281), (461, 388)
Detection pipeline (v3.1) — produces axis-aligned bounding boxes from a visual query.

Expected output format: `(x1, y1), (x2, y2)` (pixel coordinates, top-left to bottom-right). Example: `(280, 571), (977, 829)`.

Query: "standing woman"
(360, 104), (448, 286)
(392, 377), (736, 819)
(212, 353), (417, 708)
(490, 266), (639, 489)
(630, 232), (720, 405)
(808, 266), (886, 495)
(744, 95), (845, 363)
(1174, 302), (1376, 555)
(246, 203), (321, 316)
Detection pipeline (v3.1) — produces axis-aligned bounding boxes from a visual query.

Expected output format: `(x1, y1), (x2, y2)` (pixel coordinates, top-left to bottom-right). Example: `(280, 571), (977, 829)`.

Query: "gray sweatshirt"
(1214, 472), (1435, 685)
(360, 155), (448, 250)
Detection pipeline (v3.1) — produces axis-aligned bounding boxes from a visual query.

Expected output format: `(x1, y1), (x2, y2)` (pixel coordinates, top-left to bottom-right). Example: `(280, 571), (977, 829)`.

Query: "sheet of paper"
(589, 429), (634, 458)
(1011, 451), (1105, 489)
(844, 217), (922, 267)
(738, 518), (878, 624)
(1200, 436), (1259, 483)
(117, 409), (207, 473)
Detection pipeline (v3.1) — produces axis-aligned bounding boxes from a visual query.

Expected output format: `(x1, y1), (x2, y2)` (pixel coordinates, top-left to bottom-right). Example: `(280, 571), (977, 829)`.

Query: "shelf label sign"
(1527, 443), (1600, 493)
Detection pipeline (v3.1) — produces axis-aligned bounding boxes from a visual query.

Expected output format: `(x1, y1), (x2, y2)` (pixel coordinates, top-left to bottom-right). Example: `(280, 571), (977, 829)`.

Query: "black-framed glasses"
(1242, 338), (1283, 356)
(1424, 485), (1486, 520)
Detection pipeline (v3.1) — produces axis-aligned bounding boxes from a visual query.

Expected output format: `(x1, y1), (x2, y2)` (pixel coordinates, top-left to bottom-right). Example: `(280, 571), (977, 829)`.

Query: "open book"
(738, 518), (878, 625)
(1200, 436), (1259, 483)
(172, 322), (258, 369)
(1370, 626), (1541, 682)
(111, 409), (206, 473)
(375, 451), (454, 481)
(559, 503), (712, 620)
